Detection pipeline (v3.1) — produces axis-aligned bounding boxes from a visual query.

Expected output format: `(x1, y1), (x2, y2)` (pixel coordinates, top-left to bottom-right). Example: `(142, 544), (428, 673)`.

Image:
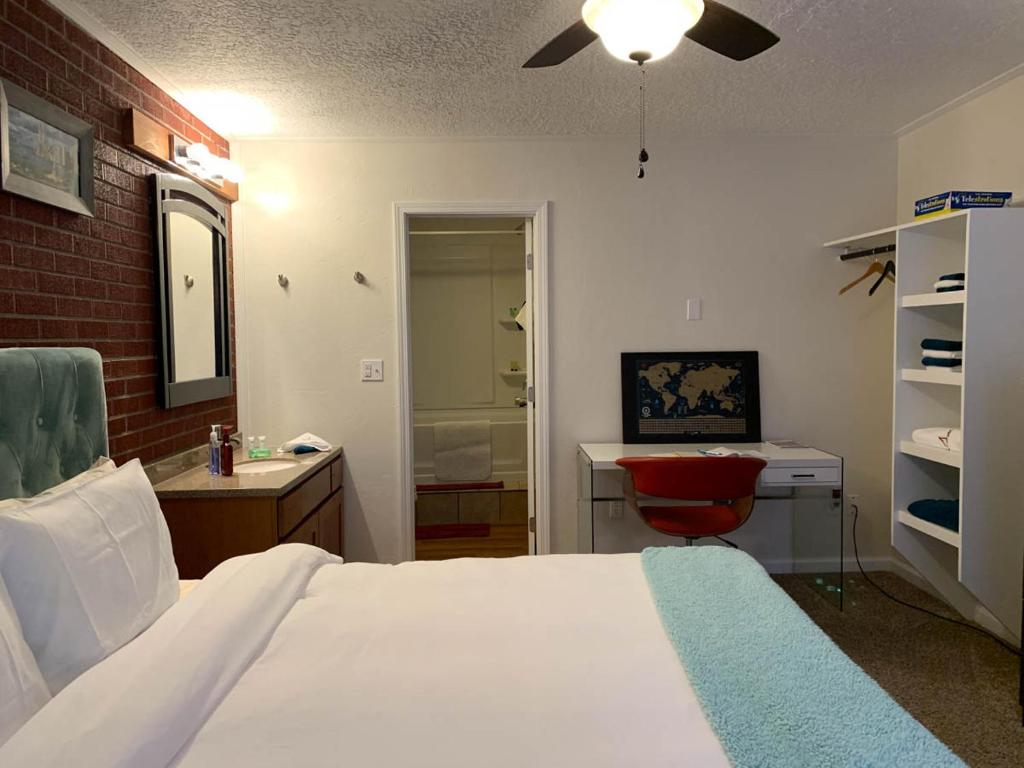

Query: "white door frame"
(394, 201), (551, 562)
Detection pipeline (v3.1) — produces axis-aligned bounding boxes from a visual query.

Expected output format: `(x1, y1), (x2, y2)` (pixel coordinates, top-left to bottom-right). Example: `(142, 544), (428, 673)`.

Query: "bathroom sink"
(232, 459), (300, 475)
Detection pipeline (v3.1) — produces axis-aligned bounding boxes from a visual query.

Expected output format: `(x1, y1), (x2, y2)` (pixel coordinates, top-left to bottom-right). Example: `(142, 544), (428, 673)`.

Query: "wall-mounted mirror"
(152, 173), (231, 408)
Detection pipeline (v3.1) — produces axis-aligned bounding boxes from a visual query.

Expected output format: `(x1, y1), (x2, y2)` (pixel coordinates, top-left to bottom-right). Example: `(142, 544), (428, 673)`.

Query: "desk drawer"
(762, 466), (840, 486)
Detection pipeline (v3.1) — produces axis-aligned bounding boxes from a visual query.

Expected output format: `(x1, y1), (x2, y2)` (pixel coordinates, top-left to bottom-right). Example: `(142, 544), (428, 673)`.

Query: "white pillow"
(0, 576), (50, 746)
(0, 457), (116, 515)
(0, 459), (178, 693)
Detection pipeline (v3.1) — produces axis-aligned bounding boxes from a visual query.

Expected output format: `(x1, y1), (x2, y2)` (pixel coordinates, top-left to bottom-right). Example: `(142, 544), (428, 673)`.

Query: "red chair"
(615, 456), (767, 547)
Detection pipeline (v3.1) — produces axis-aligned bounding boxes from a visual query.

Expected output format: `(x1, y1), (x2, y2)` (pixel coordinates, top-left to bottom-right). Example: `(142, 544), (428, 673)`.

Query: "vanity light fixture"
(171, 138), (244, 184)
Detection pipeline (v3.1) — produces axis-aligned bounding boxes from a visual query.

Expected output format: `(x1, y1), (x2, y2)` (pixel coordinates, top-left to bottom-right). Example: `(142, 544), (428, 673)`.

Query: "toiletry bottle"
(257, 435), (269, 458)
(247, 436), (256, 459)
(220, 426), (234, 477)
(209, 425), (221, 475)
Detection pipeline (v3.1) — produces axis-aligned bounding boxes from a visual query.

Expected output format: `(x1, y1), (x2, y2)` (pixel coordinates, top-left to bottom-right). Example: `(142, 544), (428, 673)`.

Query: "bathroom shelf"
(498, 318), (522, 330)
(899, 440), (962, 469)
(499, 369), (527, 379)
(896, 509), (961, 548)
(901, 291), (965, 308)
(900, 368), (963, 386)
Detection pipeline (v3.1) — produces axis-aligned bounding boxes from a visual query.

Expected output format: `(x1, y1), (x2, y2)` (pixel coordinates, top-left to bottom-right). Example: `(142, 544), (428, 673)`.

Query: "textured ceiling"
(75, 0), (1024, 138)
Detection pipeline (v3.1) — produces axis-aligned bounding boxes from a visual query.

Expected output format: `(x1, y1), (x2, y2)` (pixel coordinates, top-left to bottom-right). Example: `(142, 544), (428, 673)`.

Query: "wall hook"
(353, 271), (367, 285)
(278, 274), (289, 288)
(183, 274), (194, 289)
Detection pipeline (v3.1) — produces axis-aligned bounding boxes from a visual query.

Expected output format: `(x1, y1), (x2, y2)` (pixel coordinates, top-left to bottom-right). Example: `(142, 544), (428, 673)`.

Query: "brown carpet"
(775, 572), (1023, 768)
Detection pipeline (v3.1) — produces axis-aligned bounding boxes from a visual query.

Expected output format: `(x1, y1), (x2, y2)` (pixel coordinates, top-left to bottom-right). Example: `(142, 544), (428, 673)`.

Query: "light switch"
(361, 359), (383, 381)
(686, 298), (702, 321)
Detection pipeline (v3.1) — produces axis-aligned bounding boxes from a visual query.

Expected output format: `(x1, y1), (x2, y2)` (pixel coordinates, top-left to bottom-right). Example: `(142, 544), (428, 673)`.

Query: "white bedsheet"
(1, 546), (729, 768)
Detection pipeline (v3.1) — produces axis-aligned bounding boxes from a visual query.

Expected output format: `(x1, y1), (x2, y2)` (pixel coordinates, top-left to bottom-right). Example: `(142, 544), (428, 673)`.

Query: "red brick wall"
(0, 0), (237, 465)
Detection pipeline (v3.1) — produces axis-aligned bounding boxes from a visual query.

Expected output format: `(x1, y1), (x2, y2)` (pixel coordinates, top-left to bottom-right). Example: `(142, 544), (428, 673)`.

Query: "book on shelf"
(914, 191), (1011, 219)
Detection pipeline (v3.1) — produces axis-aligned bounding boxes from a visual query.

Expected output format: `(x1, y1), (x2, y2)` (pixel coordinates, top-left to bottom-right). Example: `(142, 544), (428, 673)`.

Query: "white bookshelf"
(828, 209), (1024, 636)
(901, 291), (965, 308)
(899, 368), (963, 386)
(896, 509), (962, 548)
(898, 440), (962, 469)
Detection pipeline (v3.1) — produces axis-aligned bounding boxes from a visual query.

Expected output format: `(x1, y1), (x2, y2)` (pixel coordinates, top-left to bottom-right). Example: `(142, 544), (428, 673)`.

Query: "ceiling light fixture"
(582, 0), (705, 64)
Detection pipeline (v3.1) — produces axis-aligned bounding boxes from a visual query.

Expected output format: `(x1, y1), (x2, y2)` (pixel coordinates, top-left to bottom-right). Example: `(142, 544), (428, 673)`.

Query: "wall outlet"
(360, 359), (383, 382)
(608, 501), (624, 519)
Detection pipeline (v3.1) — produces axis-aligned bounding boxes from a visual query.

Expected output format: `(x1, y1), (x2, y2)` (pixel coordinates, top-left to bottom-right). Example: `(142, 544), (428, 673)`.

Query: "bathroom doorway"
(395, 203), (549, 561)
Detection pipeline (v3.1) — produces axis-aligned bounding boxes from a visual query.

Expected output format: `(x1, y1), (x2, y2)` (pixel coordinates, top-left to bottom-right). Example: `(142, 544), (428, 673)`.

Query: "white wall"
(410, 232), (527, 412)
(233, 136), (897, 564)
(898, 73), (1024, 222)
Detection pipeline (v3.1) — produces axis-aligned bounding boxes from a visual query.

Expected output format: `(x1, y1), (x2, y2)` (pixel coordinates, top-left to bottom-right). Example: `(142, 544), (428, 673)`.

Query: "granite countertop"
(153, 447), (342, 499)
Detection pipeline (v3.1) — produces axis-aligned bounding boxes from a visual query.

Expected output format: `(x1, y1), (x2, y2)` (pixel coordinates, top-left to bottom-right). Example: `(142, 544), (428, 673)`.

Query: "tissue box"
(914, 191), (1012, 219)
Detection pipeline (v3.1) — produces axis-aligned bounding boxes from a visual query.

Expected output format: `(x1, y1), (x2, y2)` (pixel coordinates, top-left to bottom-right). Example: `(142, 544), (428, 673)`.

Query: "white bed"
(4, 547), (729, 767)
(1, 541), (969, 768)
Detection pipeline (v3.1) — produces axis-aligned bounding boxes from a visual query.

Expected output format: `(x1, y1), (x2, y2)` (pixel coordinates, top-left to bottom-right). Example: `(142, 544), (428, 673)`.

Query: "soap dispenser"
(220, 426), (234, 477)
(209, 425), (221, 475)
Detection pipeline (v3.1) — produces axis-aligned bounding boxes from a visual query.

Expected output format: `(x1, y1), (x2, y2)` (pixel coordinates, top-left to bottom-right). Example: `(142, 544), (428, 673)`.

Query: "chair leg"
(715, 536), (739, 549)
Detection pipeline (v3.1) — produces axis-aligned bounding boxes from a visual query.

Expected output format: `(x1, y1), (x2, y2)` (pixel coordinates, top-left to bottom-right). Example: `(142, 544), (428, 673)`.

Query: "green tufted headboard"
(0, 347), (109, 500)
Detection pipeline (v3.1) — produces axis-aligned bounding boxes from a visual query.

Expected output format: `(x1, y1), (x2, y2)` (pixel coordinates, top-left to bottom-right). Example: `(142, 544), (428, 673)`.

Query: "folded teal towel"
(642, 547), (964, 767)
(921, 338), (963, 352)
(907, 499), (959, 532)
(938, 272), (965, 281)
(922, 357), (962, 368)
(936, 286), (964, 293)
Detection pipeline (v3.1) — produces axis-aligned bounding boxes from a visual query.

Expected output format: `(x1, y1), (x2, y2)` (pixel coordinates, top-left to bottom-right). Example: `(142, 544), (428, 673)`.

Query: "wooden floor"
(415, 524), (529, 560)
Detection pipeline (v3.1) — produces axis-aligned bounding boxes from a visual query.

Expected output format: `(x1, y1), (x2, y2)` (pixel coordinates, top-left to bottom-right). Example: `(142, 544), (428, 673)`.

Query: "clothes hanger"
(838, 260), (884, 295)
(868, 260), (896, 296)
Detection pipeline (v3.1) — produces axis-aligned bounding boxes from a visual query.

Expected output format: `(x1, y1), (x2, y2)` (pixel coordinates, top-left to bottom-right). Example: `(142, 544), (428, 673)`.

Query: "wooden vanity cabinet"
(159, 455), (344, 578)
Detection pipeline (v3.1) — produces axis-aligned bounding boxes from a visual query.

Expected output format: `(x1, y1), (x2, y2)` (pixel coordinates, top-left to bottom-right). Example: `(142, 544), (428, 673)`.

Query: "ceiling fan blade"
(684, 0), (779, 61)
(523, 19), (599, 68)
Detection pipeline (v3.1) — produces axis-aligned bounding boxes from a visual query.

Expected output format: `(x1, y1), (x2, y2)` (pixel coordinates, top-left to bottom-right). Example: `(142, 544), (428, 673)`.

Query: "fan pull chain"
(637, 66), (648, 179)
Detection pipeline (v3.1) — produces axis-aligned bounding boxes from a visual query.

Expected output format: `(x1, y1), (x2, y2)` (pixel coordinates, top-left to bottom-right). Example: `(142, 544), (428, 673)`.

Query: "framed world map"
(621, 351), (761, 444)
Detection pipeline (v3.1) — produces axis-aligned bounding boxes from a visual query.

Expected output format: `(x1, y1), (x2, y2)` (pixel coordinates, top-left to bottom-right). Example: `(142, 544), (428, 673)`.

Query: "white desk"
(577, 442), (845, 606)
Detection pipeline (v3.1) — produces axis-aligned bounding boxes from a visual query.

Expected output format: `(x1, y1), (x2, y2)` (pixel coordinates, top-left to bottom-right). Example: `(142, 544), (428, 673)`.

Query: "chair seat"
(639, 504), (742, 538)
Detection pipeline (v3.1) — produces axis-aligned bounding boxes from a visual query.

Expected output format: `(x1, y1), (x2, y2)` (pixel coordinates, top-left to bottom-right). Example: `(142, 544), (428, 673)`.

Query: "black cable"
(850, 502), (1020, 657)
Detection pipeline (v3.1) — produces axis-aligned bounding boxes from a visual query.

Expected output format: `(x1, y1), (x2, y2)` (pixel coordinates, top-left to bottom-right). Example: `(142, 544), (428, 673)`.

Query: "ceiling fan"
(524, 0), (780, 69)
(523, 1), (780, 177)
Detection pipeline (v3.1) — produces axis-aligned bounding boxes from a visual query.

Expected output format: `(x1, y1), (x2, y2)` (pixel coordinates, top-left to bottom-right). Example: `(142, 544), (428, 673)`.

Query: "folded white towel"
(923, 363), (962, 371)
(278, 432), (333, 453)
(434, 421), (491, 482)
(933, 280), (965, 290)
(920, 350), (962, 360)
(911, 427), (962, 452)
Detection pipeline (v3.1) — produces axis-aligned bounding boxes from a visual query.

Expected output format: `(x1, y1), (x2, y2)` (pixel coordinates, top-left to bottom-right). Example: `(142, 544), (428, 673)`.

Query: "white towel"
(911, 427), (962, 452)
(277, 432), (333, 453)
(919, 350), (962, 360)
(433, 421), (491, 482)
(933, 280), (965, 290)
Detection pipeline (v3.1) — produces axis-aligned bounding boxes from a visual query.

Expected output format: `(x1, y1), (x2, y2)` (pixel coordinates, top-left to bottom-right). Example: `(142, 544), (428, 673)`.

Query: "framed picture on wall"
(0, 78), (95, 217)
(621, 351), (761, 444)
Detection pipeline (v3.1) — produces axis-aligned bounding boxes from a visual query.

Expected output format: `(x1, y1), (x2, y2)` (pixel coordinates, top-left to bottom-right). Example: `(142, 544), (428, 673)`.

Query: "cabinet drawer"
(330, 458), (343, 493)
(281, 511), (319, 546)
(316, 491), (343, 556)
(278, 465), (332, 537)
(761, 466), (840, 486)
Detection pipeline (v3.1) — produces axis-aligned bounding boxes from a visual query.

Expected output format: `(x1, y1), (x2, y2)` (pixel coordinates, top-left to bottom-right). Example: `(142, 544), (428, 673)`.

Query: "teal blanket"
(642, 547), (964, 767)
